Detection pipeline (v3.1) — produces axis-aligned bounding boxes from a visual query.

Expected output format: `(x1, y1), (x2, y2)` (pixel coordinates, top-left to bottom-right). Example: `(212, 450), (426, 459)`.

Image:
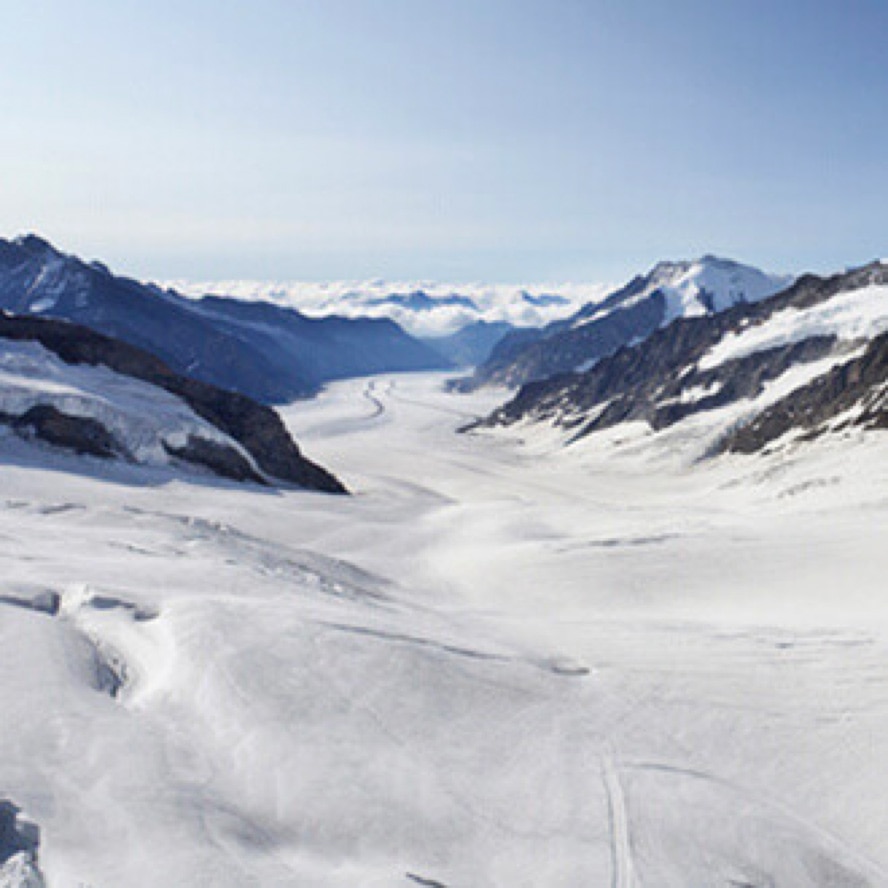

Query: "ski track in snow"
(0, 371), (887, 885)
(602, 754), (635, 888)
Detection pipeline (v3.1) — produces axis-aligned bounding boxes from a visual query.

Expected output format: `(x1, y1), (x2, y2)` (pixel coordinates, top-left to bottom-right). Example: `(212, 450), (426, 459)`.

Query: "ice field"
(1, 372), (887, 887)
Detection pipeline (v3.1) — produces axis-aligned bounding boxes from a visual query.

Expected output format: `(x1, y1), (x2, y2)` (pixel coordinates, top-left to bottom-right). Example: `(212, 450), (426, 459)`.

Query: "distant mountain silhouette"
(0, 235), (450, 404)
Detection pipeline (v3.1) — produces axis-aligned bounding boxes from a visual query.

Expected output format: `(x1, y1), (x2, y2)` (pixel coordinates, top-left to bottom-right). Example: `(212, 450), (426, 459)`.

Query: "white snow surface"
(700, 283), (888, 370)
(659, 256), (792, 321)
(165, 279), (612, 337)
(0, 340), (255, 470)
(578, 256), (792, 329)
(1, 372), (888, 886)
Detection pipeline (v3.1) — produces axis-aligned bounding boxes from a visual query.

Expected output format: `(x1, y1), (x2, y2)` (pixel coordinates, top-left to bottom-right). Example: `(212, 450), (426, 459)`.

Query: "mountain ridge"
(456, 255), (792, 390)
(0, 234), (449, 404)
(0, 312), (346, 492)
(473, 261), (888, 458)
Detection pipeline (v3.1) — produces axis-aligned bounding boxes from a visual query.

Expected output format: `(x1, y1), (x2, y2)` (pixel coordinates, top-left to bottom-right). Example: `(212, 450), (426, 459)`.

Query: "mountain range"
(456, 256), (792, 391)
(0, 235), (449, 405)
(169, 277), (605, 338)
(3, 234), (886, 484)
(473, 261), (888, 457)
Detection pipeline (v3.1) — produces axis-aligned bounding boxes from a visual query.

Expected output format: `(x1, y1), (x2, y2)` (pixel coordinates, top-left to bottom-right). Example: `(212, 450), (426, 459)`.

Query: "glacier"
(0, 372), (886, 885)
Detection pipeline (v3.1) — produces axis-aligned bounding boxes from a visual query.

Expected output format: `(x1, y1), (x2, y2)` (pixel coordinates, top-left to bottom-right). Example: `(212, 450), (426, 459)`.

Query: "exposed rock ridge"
(720, 330), (888, 453)
(0, 313), (346, 492)
(0, 800), (45, 888)
(1, 404), (123, 459)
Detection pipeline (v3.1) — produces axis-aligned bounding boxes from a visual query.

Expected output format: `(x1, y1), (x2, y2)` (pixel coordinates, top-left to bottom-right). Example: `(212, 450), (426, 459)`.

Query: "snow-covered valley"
(2, 372), (887, 886)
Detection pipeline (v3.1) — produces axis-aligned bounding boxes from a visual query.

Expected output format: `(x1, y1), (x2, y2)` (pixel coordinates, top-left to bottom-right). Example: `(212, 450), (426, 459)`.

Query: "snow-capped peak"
(576, 256), (792, 329)
(660, 255), (793, 321)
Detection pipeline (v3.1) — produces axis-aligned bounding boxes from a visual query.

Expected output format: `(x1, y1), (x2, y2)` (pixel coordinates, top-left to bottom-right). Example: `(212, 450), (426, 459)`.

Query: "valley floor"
(1, 373), (887, 887)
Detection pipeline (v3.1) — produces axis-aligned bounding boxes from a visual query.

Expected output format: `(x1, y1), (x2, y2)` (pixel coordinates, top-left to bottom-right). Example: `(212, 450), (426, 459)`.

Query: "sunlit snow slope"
(1, 372), (887, 886)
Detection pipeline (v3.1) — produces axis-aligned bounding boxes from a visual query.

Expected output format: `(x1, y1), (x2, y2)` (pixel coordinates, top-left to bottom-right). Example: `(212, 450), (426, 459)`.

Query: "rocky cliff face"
(0, 313), (346, 492)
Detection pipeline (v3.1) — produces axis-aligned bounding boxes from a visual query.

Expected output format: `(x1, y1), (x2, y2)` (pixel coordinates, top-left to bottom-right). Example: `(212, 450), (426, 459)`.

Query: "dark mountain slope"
(0, 235), (449, 404)
(423, 321), (513, 368)
(721, 330), (888, 453)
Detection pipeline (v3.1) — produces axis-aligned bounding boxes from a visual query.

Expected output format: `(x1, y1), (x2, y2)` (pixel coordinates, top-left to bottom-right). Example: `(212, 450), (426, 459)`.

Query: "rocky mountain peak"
(11, 233), (62, 258)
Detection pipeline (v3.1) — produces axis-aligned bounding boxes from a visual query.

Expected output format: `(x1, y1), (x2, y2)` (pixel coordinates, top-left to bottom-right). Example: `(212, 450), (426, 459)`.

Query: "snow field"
(0, 372), (886, 885)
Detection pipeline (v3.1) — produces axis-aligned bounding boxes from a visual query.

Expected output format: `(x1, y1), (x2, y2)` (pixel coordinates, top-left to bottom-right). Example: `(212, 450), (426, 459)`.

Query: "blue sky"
(0, 0), (886, 282)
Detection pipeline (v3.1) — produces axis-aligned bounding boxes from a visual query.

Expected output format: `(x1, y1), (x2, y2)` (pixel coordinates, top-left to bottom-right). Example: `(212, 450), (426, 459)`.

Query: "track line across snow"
(602, 753), (635, 888)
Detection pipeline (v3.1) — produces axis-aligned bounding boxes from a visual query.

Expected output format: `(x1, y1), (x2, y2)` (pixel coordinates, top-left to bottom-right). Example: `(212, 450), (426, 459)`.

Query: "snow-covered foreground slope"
(2, 373), (888, 886)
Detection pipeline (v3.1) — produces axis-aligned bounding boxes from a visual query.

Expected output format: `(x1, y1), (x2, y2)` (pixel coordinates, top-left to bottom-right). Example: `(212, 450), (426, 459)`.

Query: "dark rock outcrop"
(162, 435), (265, 484)
(0, 313), (346, 492)
(720, 330), (888, 453)
(0, 800), (45, 887)
(4, 404), (123, 459)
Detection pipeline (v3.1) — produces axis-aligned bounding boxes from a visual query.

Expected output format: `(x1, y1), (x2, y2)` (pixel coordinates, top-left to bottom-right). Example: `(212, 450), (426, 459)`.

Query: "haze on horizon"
(1, 0), (886, 285)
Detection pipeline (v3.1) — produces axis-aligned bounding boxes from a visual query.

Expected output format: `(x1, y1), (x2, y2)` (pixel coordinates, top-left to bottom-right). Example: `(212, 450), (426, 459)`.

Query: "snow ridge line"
(602, 754), (635, 888)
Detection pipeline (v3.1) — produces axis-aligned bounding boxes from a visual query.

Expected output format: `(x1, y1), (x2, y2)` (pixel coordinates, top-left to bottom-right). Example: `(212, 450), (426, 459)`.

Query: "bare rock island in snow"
(0, 312), (346, 492)
(0, 800), (44, 888)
